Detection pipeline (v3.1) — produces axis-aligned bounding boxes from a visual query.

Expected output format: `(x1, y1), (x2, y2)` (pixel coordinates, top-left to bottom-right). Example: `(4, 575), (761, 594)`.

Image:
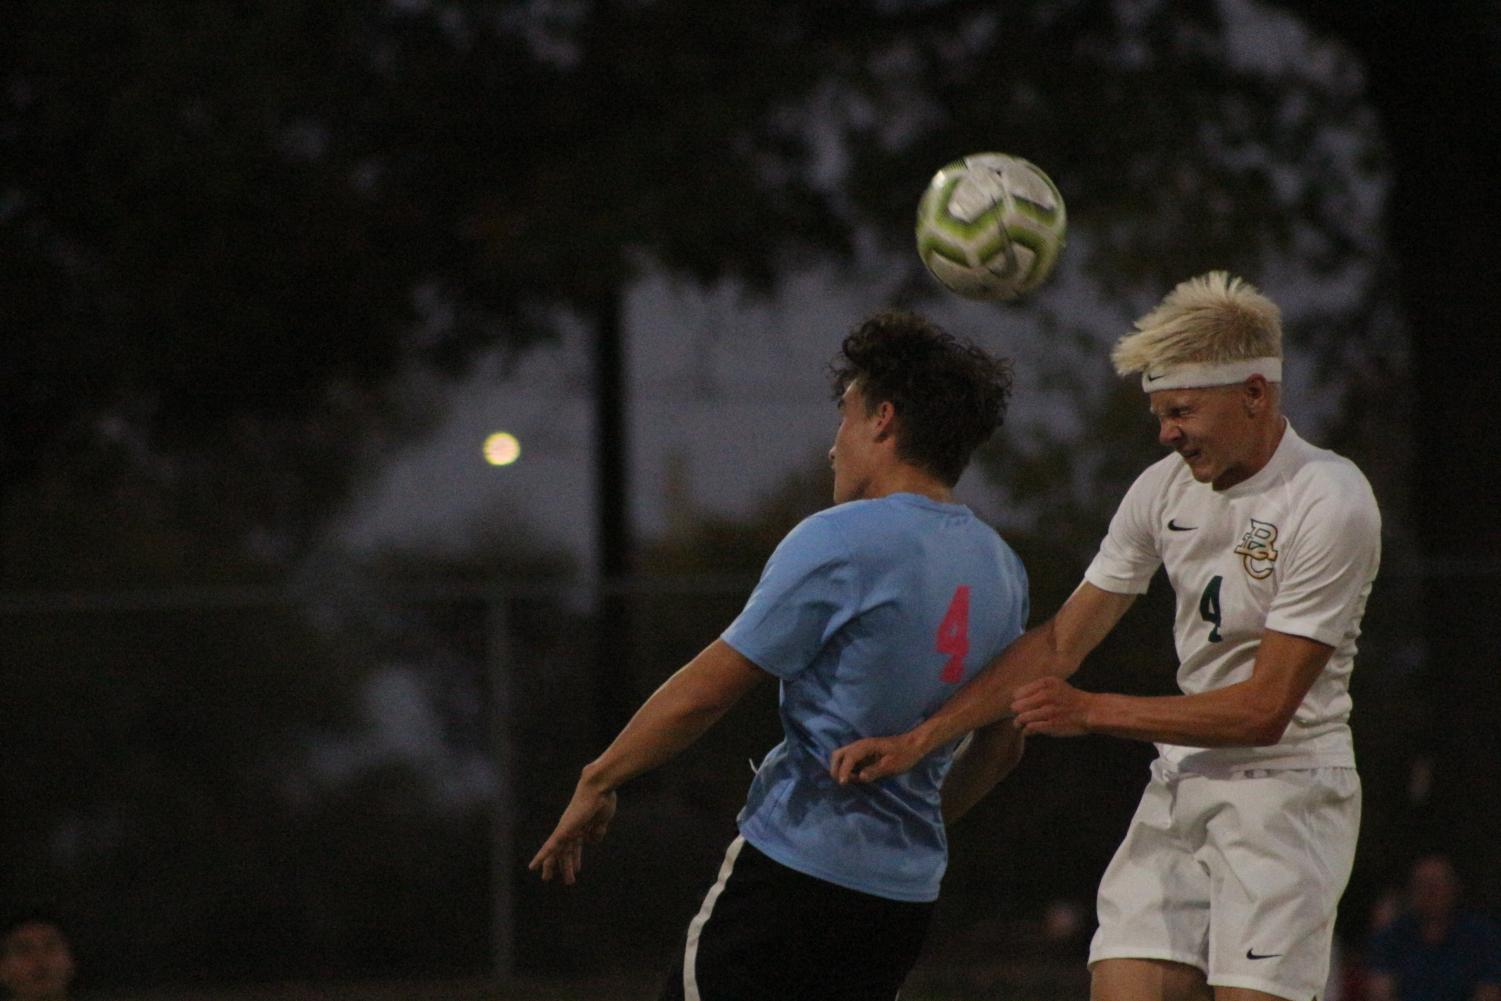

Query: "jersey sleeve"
(1264, 475), (1381, 646)
(1084, 466), (1164, 595)
(721, 513), (858, 679)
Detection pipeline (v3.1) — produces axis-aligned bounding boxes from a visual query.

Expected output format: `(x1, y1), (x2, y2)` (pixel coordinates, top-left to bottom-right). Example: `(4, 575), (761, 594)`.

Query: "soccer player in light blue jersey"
(531, 310), (1030, 1001)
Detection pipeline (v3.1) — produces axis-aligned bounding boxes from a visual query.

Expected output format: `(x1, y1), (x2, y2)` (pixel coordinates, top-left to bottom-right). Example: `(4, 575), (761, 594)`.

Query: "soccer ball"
(915, 152), (1067, 301)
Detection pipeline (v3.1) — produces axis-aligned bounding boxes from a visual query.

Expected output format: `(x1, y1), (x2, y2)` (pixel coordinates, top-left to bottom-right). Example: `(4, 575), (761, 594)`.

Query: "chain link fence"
(2, 564), (1495, 997)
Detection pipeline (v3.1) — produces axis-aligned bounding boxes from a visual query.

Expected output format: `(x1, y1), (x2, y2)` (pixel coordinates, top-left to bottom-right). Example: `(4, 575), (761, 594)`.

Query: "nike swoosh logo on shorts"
(1245, 948), (1282, 960)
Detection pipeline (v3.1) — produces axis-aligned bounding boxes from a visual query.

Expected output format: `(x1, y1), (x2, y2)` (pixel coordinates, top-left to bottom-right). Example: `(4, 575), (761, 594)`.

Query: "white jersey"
(1084, 421), (1381, 772)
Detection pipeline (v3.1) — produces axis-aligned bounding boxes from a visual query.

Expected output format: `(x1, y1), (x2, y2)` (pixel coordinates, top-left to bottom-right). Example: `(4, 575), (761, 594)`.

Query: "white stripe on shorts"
(683, 835), (746, 1001)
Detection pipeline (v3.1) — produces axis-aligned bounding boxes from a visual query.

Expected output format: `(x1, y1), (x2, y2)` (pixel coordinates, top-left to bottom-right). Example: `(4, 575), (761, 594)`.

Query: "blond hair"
(1112, 271), (1282, 377)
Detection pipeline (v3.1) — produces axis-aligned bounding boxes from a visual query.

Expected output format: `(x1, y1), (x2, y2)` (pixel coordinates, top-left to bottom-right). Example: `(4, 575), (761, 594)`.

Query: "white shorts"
(1089, 761), (1360, 1001)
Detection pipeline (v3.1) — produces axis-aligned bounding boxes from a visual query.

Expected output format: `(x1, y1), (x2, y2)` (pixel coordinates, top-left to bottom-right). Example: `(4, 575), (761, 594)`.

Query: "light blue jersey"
(722, 492), (1028, 902)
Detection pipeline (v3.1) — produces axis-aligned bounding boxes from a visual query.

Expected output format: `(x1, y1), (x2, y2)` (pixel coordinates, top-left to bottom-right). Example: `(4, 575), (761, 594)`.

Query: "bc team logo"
(1234, 519), (1280, 579)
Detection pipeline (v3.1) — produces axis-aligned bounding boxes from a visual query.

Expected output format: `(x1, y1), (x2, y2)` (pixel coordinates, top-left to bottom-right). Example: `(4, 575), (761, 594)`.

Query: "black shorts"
(658, 836), (935, 1001)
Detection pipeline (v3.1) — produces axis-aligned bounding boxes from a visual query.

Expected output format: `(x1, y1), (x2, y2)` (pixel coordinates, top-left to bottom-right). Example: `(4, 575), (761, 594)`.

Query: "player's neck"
(866, 464), (954, 504)
(1212, 414), (1287, 491)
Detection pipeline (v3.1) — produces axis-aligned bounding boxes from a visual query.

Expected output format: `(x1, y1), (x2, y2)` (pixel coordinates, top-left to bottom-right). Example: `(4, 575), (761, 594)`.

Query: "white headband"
(1140, 356), (1282, 392)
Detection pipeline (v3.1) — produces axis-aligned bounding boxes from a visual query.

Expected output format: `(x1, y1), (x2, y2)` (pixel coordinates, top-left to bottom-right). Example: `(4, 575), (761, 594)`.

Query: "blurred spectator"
(1041, 898), (1088, 948)
(1327, 934), (1347, 1001)
(1366, 855), (1501, 1001)
(1372, 888), (1406, 935)
(0, 911), (75, 1001)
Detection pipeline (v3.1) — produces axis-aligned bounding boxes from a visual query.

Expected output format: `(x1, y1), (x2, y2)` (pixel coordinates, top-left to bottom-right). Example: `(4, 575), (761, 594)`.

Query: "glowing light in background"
(482, 432), (521, 466)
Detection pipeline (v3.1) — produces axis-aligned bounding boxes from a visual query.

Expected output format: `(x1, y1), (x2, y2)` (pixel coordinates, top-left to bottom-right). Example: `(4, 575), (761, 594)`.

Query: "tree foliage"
(0, 0), (884, 525)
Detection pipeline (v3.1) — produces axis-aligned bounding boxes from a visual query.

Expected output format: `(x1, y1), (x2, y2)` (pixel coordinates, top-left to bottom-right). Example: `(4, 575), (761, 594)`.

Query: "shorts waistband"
(1152, 760), (1357, 782)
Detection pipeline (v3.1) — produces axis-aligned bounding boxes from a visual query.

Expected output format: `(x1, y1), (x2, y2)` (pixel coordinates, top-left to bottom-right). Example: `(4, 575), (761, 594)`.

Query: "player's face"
(0, 922), (75, 1001)
(829, 380), (880, 503)
(1150, 384), (1258, 489)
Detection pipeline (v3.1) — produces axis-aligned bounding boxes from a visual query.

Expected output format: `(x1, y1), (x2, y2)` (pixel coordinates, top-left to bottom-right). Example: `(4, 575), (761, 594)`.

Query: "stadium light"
(483, 432), (521, 466)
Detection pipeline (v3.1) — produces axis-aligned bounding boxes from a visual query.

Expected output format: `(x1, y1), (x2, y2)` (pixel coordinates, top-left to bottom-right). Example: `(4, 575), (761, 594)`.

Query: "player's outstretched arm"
(1012, 629), (1334, 746)
(830, 583), (1135, 784)
(530, 639), (768, 884)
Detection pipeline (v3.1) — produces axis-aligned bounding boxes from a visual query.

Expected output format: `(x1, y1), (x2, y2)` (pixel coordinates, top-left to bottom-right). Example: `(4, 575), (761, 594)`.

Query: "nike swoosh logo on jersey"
(1167, 519), (1197, 531)
(1245, 948), (1282, 960)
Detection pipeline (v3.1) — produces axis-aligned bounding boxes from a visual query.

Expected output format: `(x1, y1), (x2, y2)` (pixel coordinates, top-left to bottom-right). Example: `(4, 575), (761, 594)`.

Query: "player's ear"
(1242, 375), (1269, 416)
(872, 400), (897, 439)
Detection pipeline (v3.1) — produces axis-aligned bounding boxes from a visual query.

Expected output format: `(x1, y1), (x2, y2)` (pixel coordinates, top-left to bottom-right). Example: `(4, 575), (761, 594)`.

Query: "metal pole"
(592, 293), (635, 745)
(487, 589), (516, 983)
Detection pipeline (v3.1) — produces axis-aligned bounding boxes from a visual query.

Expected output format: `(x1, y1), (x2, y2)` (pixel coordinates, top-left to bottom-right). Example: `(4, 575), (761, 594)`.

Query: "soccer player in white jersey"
(831, 272), (1382, 1001)
(532, 310), (1030, 1001)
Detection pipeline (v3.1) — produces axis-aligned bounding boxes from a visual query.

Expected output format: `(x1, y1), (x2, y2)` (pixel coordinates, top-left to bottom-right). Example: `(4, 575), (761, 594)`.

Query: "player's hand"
(829, 732), (924, 784)
(528, 779), (618, 885)
(1010, 677), (1093, 737)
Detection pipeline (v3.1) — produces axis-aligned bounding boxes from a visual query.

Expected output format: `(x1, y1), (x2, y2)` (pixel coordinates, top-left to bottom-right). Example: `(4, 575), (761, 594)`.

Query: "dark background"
(3, 0), (1498, 993)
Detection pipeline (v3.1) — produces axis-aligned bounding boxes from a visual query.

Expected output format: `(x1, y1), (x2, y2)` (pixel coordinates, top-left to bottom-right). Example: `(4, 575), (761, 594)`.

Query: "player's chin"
(1179, 452), (1215, 482)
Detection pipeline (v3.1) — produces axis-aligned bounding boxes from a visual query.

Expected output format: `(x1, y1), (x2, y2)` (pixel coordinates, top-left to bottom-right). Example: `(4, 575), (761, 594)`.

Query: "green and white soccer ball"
(915, 152), (1067, 301)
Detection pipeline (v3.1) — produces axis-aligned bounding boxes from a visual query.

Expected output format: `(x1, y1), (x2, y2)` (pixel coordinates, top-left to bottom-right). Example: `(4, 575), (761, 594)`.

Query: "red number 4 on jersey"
(936, 585), (971, 683)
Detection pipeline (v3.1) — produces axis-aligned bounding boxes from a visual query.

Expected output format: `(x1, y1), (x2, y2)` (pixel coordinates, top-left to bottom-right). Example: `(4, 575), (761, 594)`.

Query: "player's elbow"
(685, 689), (740, 725)
(1038, 617), (1086, 677)
(1244, 723), (1285, 747)
(1240, 704), (1295, 747)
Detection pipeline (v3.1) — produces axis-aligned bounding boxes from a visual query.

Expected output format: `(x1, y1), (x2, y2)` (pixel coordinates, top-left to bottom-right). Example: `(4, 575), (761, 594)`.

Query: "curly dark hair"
(829, 310), (1014, 486)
